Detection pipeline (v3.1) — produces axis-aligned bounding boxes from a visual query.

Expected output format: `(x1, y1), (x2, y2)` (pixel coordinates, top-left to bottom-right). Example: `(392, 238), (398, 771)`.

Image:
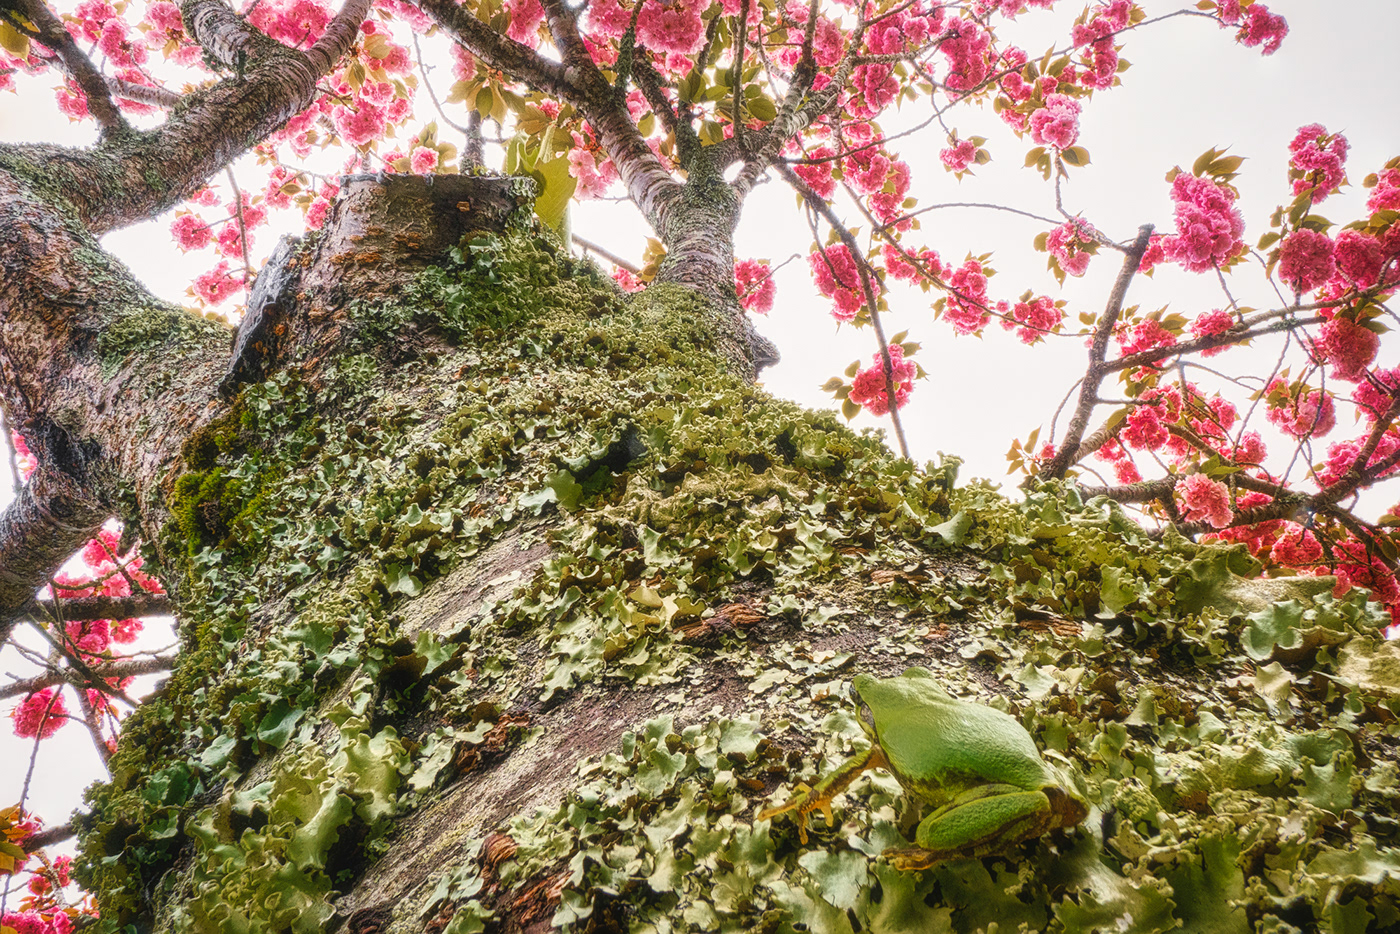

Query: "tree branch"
(32, 591), (172, 622)
(775, 162), (910, 460)
(10, 0), (129, 134)
(0, 470), (106, 645)
(1044, 225), (1153, 479)
(0, 655), (173, 697)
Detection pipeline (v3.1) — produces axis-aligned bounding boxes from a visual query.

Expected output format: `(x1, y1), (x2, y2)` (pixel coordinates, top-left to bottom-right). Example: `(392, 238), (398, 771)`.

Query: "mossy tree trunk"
(18, 174), (1385, 934)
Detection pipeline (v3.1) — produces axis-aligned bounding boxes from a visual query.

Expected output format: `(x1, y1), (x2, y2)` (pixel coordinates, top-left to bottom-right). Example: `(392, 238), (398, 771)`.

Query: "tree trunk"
(15, 174), (1394, 934)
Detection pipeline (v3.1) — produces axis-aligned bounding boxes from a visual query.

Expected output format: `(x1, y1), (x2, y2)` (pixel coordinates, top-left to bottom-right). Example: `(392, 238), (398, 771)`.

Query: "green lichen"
(98, 304), (227, 376)
(73, 210), (1400, 934)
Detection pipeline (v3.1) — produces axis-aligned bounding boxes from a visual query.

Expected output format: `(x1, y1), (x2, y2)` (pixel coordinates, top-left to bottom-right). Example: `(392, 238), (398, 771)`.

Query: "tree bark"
(0, 174), (1373, 934)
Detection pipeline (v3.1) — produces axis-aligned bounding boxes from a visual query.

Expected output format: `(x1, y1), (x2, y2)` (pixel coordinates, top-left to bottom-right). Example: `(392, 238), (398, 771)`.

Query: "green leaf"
(798, 849), (869, 912)
(1061, 146), (1091, 167)
(530, 157), (576, 232)
(385, 563), (423, 597)
(0, 21), (30, 59)
(747, 95), (777, 121)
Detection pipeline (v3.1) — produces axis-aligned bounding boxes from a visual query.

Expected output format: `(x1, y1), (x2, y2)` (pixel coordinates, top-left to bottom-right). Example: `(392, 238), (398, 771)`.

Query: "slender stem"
(1045, 225), (1153, 478)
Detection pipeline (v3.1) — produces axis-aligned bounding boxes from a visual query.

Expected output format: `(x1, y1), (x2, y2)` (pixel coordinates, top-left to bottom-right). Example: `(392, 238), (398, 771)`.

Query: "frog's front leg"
(884, 785), (1056, 871)
(758, 744), (889, 843)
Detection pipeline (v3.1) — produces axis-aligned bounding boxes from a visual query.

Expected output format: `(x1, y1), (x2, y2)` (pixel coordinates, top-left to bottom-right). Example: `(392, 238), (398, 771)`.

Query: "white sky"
(2, 0), (1399, 884)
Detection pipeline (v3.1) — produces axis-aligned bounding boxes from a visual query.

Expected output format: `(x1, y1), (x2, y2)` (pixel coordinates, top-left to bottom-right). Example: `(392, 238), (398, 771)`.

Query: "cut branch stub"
(299, 173), (538, 304)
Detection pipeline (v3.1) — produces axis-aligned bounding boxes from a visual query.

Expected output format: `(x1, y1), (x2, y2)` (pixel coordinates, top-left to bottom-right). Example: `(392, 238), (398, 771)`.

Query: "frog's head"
(851, 668), (951, 736)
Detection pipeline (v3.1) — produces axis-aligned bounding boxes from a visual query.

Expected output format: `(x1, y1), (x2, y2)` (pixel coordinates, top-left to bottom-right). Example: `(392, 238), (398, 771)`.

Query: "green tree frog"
(758, 667), (1088, 870)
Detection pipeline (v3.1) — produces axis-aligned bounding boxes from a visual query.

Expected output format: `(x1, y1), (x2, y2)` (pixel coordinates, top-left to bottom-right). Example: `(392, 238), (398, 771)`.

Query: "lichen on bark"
(67, 195), (1400, 934)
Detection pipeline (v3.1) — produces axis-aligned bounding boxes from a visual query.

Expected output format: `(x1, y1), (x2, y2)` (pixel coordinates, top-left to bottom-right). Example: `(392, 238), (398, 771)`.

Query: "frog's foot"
(882, 846), (947, 872)
(757, 745), (887, 844)
(756, 784), (824, 843)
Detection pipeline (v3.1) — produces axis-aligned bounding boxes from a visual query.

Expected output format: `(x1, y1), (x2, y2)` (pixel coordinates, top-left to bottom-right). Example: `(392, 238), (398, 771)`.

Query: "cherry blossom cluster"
(734, 259), (775, 314)
(1, 845), (83, 934)
(1043, 217), (1098, 278)
(848, 343), (917, 416)
(8, 527), (162, 743)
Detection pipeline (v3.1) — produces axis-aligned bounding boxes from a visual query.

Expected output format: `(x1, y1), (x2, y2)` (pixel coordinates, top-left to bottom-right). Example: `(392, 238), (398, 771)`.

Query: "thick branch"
(34, 591), (173, 622)
(11, 0), (128, 133)
(0, 655), (174, 701)
(0, 470), (106, 644)
(417, 0), (680, 229)
(107, 77), (184, 109)
(415, 0), (574, 99)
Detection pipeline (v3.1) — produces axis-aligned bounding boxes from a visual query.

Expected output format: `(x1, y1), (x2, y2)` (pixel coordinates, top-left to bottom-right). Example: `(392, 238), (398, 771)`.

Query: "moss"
(98, 304), (227, 375)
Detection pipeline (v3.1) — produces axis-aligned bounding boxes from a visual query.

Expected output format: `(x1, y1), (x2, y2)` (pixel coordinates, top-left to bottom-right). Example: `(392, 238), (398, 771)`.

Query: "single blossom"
(1178, 473), (1234, 529)
(734, 259), (776, 314)
(1028, 94), (1081, 150)
(1277, 228), (1335, 292)
(11, 688), (68, 739)
(1265, 379), (1336, 439)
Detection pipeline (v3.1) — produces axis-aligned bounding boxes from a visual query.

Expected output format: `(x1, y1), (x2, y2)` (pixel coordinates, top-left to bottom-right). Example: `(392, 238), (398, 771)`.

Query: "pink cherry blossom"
(940, 17), (991, 93)
(12, 688), (67, 739)
(940, 138), (978, 173)
(612, 267), (645, 292)
(306, 196), (332, 229)
(1118, 318), (1177, 358)
(71, 0), (116, 42)
(246, 0), (332, 48)
(505, 0), (546, 46)
(1002, 295), (1062, 345)
(1270, 525), (1322, 567)
(1288, 124), (1348, 202)
(1045, 218), (1095, 276)
(1177, 473), (1233, 529)
(1189, 309), (1236, 356)
(1277, 228), (1335, 293)
(193, 261), (242, 305)
(1028, 93), (1080, 150)
(734, 259), (776, 314)
(568, 147), (619, 199)
(1160, 173), (1245, 273)
(56, 83), (89, 120)
(1122, 404), (1168, 451)
(11, 431), (36, 480)
(1320, 430), (1400, 486)
(333, 101), (387, 147)
(410, 146), (439, 174)
(1333, 229), (1386, 289)
(883, 244), (944, 283)
(1226, 430), (1267, 466)
(1331, 538), (1400, 605)
(941, 259), (992, 335)
(810, 244), (865, 322)
(849, 343), (917, 416)
(635, 1), (705, 55)
(170, 213), (212, 251)
(1265, 379), (1335, 439)
(1313, 317), (1379, 382)
(1233, 2), (1287, 55)
(1353, 368), (1400, 421)
(1367, 167), (1400, 213)
(793, 147), (837, 200)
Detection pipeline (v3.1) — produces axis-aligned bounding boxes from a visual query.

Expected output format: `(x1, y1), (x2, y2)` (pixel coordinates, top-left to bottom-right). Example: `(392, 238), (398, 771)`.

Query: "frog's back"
(879, 694), (1053, 794)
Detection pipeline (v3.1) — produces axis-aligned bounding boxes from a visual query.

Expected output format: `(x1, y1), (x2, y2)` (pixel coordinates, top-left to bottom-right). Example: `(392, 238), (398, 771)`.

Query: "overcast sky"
(3, 0), (1399, 874)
